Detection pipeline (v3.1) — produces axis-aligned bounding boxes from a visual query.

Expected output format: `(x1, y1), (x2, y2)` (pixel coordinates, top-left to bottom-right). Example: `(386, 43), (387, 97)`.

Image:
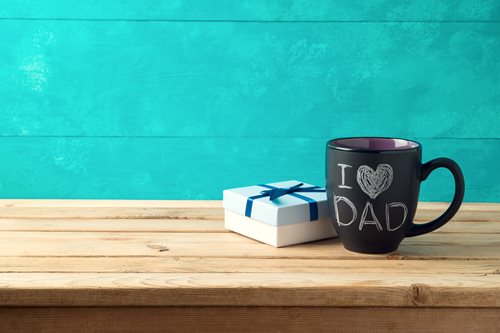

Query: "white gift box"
(223, 180), (337, 247)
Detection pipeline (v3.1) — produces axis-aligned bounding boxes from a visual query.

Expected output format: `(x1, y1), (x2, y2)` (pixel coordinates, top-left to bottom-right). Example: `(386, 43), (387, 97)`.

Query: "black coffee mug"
(326, 137), (464, 254)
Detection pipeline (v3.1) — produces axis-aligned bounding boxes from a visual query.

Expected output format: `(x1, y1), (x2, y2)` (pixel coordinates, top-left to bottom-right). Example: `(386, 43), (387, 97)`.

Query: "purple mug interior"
(329, 137), (420, 151)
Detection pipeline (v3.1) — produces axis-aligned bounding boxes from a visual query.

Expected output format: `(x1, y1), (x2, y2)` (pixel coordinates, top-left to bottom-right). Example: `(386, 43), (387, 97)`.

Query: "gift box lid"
(222, 180), (328, 227)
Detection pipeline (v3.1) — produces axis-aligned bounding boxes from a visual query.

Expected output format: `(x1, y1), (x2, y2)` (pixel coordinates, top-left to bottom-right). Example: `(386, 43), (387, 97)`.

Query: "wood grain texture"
(0, 307), (498, 333)
(0, 239), (498, 261)
(0, 138), (498, 201)
(0, 220), (496, 232)
(0, 3), (499, 201)
(0, 200), (498, 333)
(1, 257), (498, 273)
(0, 200), (498, 309)
(0, 230), (499, 259)
(0, 272), (499, 307)
(1, 0), (500, 21)
(0, 201), (498, 221)
(0, 21), (498, 139)
(0, 200), (497, 217)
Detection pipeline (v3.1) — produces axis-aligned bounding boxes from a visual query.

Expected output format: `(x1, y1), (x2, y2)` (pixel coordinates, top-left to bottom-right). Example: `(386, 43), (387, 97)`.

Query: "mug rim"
(327, 137), (421, 153)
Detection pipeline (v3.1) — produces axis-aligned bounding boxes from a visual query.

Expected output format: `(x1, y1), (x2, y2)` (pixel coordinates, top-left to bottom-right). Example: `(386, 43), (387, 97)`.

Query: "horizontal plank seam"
(2, 306), (499, 308)
(0, 217), (496, 220)
(0, 18), (500, 23)
(0, 229), (493, 232)
(0, 230), (230, 233)
(0, 305), (496, 309)
(0, 272), (496, 277)
(1, 255), (499, 260)
(0, 217), (224, 220)
(0, 303), (496, 309)
(1, 270), (498, 274)
(0, 135), (499, 140)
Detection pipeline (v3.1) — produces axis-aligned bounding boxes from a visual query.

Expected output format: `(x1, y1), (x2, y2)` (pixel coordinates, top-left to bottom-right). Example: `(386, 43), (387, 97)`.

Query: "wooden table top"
(0, 200), (499, 308)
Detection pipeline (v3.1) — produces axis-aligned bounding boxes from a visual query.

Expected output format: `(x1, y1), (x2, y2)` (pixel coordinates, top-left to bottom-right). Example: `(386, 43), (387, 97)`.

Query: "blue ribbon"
(244, 182), (325, 221)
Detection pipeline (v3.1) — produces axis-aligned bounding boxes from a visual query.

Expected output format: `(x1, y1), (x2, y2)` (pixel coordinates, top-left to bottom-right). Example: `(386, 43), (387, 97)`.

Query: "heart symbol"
(356, 164), (393, 199)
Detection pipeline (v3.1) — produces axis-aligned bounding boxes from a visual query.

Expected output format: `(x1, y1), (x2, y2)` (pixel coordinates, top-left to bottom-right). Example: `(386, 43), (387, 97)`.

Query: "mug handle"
(406, 158), (465, 237)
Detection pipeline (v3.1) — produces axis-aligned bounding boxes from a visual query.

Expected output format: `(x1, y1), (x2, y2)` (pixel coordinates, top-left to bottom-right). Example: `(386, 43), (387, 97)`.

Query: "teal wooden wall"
(0, 1), (499, 202)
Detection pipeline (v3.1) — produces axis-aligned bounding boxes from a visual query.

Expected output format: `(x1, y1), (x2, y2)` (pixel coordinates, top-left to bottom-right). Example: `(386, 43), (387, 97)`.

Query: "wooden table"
(0, 200), (498, 332)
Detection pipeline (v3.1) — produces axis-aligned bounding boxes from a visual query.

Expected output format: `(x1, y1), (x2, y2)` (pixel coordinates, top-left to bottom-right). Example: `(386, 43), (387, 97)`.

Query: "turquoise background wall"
(0, 1), (499, 201)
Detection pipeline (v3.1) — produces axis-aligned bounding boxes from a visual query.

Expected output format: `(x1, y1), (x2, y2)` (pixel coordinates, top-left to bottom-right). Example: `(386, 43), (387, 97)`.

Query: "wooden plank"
(0, 210), (496, 223)
(0, 257), (498, 274)
(0, 200), (498, 219)
(0, 21), (498, 140)
(418, 202), (500, 211)
(0, 218), (228, 232)
(0, 200), (223, 208)
(415, 211), (500, 223)
(0, 229), (499, 251)
(0, 200), (495, 211)
(0, 219), (496, 233)
(0, 201), (224, 219)
(0, 207), (223, 219)
(1, 0), (499, 21)
(0, 201), (496, 311)
(0, 307), (498, 333)
(426, 221), (500, 233)
(0, 140), (499, 202)
(0, 230), (498, 260)
(415, 202), (500, 222)
(0, 272), (498, 307)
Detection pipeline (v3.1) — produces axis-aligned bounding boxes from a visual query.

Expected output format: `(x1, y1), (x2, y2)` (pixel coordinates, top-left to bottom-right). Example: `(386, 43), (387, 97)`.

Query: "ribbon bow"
(245, 182), (326, 221)
(259, 183), (325, 200)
